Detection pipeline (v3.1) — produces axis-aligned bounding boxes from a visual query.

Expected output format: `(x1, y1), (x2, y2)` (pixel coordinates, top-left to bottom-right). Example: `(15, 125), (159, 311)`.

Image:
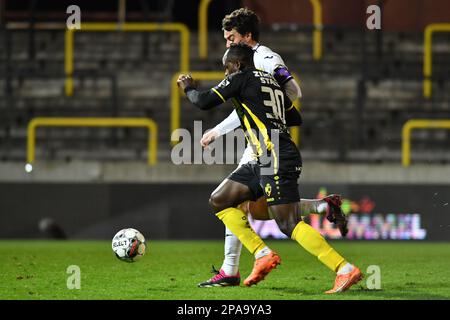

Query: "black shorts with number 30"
(228, 142), (302, 206)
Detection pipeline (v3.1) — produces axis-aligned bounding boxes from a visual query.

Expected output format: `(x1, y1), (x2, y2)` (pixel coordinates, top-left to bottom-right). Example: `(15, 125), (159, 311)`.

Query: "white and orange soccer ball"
(112, 228), (147, 262)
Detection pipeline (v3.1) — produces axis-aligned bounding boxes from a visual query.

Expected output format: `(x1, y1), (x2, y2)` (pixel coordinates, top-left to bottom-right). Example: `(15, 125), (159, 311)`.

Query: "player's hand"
(177, 74), (195, 91)
(200, 129), (219, 148)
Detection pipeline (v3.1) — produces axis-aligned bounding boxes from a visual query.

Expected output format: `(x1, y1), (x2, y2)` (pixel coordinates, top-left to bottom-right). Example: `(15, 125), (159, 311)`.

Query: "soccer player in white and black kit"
(196, 8), (351, 292)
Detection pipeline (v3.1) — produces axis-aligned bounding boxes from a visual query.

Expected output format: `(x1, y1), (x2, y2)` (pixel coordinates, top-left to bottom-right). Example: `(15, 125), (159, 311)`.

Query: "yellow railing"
(402, 119), (450, 167)
(198, 0), (213, 59)
(310, 0), (323, 61)
(27, 117), (158, 166)
(65, 22), (190, 96)
(198, 0), (323, 60)
(423, 23), (450, 99)
(171, 71), (302, 146)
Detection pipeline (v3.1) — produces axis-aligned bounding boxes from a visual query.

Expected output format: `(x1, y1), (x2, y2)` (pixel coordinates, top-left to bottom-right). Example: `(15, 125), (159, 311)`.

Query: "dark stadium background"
(0, 0), (449, 242)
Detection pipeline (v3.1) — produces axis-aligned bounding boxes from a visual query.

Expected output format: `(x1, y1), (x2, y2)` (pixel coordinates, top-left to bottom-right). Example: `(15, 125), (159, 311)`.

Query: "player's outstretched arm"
(214, 110), (241, 136)
(200, 110), (241, 148)
(177, 74), (223, 110)
(185, 88), (224, 110)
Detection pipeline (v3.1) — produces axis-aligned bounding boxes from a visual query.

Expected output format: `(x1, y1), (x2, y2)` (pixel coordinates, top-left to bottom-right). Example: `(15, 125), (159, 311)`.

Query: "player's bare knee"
(209, 191), (231, 213)
(208, 193), (220, 212)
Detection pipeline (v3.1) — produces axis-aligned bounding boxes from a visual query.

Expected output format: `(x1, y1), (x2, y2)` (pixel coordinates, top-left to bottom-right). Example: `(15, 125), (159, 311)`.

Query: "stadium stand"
(0, 2), (449, 165)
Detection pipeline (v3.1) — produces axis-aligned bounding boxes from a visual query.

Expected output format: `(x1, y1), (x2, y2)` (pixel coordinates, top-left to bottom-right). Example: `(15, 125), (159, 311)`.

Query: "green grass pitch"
(1, 240), (450, 300)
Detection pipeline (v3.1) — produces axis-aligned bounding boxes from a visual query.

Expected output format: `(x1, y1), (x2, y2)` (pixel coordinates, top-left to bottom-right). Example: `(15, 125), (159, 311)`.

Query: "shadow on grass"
(263, 285), (450, 300)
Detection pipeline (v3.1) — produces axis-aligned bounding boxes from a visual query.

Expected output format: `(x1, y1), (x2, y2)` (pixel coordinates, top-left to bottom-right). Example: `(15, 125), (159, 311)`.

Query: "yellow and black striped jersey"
(185, 67), (301, 159)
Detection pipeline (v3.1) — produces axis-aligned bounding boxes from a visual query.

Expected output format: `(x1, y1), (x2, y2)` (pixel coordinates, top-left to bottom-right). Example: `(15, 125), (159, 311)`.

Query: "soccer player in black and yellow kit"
(199, 8), (347, 289)
(177, 43), (363, 293)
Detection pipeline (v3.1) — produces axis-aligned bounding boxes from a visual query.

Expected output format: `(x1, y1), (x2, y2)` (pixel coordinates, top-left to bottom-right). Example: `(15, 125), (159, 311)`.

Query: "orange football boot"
(325, 266), (363, 294)
(243, 251), (281, 286)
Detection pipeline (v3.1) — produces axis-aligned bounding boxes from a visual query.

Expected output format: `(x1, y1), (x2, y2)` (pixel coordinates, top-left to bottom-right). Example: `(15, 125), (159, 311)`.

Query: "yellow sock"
(216, 207), (266, 255)
(291, 221), (347, 272)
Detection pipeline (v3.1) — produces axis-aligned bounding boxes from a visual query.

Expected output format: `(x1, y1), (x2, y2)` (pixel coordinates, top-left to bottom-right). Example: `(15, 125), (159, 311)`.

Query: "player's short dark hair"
(222, 8), (260, 42)
(224, 43), (255, 69)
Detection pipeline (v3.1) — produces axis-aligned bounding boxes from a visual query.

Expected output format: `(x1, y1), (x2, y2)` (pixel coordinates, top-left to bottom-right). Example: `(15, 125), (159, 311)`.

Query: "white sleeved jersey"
(253, 44), (287, 76)
(214, 109), (241, 136)
(254, 44), (301, 100)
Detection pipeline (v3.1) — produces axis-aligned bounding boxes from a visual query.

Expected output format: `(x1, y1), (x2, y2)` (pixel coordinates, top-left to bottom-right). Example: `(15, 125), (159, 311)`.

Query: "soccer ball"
(112, 228), (147, 262)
